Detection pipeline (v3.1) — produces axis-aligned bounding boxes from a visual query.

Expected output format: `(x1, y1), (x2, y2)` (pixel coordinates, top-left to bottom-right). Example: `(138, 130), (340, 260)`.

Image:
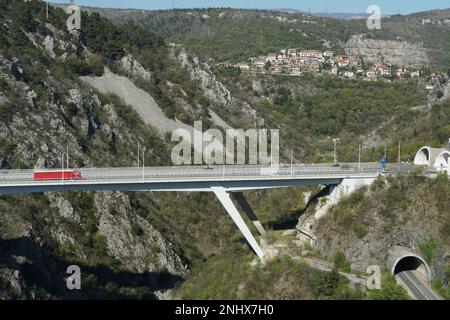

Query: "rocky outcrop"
(172, 46), (259, 123)
(175, 48), (234, 108)
(95, 191), (185, 275)
(47, 193), (80, 224)
(346, 34), (430, 67)
(0, 266), (34, 299)
(120, 54), (152, 81)
(0, 46), (186, 298)
(311, 177), (448, 274)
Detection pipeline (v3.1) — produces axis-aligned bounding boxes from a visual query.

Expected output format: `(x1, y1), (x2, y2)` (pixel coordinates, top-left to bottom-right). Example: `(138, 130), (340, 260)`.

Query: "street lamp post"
(358, 144), (362, 170)
(137, 144), (140, 170)
(142, 147), (145, 182)
(290, 149), (293, 177)
(333, 138), (340, 164)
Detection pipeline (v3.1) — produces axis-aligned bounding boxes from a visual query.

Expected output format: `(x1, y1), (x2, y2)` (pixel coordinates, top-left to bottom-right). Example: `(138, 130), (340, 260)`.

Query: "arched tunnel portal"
(388, 246), (431, 280)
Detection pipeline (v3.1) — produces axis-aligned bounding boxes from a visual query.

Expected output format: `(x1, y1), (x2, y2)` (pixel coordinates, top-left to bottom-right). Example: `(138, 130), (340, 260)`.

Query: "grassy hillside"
(84, 8), (355, 62)
(176, 247), (365, 300)
(214, 68), (435, 163)
(91, 7), (450, 66)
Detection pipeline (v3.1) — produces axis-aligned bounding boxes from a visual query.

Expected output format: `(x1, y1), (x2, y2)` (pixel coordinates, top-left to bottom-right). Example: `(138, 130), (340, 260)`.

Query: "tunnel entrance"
(392, 255), (430, 279)
(394, 256), (424, 274)
(414, 147), (431, 166)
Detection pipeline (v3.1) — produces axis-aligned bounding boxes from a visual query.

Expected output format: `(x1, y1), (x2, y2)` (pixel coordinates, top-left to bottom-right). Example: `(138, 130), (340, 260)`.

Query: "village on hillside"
(219, 48), (433, 83)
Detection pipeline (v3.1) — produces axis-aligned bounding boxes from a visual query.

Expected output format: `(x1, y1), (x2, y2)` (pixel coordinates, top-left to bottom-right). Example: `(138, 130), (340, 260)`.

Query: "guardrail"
(0, 163), (416, 186)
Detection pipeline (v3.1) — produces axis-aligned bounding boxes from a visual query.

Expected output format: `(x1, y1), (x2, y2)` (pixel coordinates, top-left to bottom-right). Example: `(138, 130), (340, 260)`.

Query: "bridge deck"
(0, 163), (388, 192)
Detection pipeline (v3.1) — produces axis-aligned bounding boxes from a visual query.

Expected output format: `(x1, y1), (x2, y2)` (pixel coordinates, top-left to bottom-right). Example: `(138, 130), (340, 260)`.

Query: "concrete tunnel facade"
(387, 245), (431, 280)
(414, 146), (445, 167)
(434, 150), (450, 172)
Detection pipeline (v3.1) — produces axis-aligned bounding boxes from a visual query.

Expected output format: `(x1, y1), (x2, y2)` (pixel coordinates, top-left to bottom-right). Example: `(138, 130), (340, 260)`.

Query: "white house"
(288, 48), (298, 56)
(323, 50), (334, 58)
(254, 60), (266, 69)
(331, 66), (338, 75)
(343, 71), (355, 78)
(266, 53), (278, 63)
(376, 65), (392, 76)
(236, 63), (250, 70)
(291, 65), (301, 75)
(300, 50), (322, 59)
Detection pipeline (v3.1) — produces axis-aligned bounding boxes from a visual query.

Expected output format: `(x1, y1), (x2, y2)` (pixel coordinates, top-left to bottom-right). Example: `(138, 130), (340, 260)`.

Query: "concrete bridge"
(0, 163), (417, 259)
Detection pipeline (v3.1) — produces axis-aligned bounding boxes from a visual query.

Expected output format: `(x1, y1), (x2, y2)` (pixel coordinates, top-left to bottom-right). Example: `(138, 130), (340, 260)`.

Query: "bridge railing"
(0, 162), (411, 186)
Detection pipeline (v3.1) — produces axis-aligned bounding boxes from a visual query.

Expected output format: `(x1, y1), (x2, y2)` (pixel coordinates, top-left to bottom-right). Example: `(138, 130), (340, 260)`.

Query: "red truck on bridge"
(33, 170), (82, 181)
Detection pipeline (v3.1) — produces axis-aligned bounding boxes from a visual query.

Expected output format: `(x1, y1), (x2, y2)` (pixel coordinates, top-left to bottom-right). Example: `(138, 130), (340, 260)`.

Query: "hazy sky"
(47, 0), (450, 14)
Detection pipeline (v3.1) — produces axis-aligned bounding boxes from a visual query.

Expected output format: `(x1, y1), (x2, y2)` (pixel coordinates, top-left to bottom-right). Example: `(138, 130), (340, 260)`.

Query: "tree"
(333, 251), (351, 272)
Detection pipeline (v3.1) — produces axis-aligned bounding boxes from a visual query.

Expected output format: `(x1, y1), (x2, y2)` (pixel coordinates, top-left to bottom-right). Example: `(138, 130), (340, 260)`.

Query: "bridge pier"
(211, 187), (265, 259)
(231, 192), (266, 236)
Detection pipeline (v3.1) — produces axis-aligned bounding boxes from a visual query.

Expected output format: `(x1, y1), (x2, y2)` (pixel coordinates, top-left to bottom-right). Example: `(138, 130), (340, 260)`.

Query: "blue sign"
(381, 155), (387, 172)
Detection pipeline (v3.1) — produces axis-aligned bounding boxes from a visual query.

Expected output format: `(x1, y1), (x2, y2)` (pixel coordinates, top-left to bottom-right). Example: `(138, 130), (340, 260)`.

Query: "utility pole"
(333, 138), (340, 164)
(142, 148), (145, 182)
(46, 1), (49, 20)
(66, 146), (69, 170)
(358, 144), (362, 170)
(137, 144), (140, 169)
(290, 149), (293, 177)
(398, 140), (401, 163)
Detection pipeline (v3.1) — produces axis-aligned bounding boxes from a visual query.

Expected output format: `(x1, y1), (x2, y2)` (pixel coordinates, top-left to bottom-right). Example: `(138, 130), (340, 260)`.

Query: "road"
(396, 270), (442, 300)
(0, 163), (416, 184)
(289, 255), (367, 286)
(0, 163), (422, 195)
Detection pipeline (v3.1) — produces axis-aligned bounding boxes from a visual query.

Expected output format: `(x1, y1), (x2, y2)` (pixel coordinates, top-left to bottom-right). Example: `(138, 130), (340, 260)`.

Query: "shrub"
(311, 268), (342, 297)
(82, 273), (98, 289)
(419, 237), (438, 266)
(93, 233), (109, 256)
(0, 139), (16, 156)
(354, 224), (368, 239)
(333, 251), (351, 272)
(366, 275), (409, 300)
(441, 219), (450, 239)
(65, 55), (104, 76)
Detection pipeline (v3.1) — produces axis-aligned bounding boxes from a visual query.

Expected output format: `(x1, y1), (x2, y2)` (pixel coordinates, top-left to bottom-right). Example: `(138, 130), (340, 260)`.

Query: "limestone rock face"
(176, 49), (234, 108)
(95, 191), (185, 275)
(173, 47), (258, 122)
(120, 54), (152, 81)
(345, 34), (430, 67)
(47, 193), (81, 224)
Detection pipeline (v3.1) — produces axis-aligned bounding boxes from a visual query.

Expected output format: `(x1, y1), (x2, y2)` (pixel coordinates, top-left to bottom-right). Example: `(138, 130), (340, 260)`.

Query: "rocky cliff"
(311, 176), (449, 285)
(0, 1), (237, 299)
(345, 34), (430, 67)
